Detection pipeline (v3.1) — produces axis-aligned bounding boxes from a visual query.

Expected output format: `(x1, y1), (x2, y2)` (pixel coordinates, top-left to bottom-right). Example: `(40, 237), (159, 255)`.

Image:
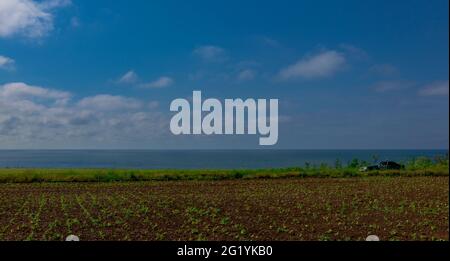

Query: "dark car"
(359, 165), (379, 172)
(378, 161), (403, 170)
(359, 161), (404, 172)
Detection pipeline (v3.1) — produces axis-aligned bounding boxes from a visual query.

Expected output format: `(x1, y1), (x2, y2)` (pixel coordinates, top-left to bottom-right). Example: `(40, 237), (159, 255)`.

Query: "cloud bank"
(0, 0), (70, 38)
(0, 82), (167, 148)
(419, 80), (449, 96)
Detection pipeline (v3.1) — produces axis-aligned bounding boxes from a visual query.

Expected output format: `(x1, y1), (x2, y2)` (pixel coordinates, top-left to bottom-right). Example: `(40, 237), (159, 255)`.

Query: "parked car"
(378, 161), (403, 170)
(359, 165), (379, 172)
(359, 161), (404, 172)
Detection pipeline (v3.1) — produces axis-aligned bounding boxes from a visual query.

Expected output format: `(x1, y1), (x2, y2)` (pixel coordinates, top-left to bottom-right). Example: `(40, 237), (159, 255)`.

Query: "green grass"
(0, 166), (447, 183)
(0, 155), (447, 183)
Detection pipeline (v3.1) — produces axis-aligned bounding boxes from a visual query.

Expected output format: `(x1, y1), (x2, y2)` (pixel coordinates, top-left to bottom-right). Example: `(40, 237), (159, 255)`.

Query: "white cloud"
(140, 76), (174, 88)
(279, 50), (346, 80)
(237, 69), (256, 81)
(0, 0), (71, 38)
(117, 70), (138, 84)
(116, 71), (173, 89)
(339, 44), (369, 60)
(0, 82), (70, 103)
(38, 0), (71, 10)
(193, 45), (227, 62)
(78, 94), (142, 111)
(0, 55), (15, 70)
(419, 80), (449, 96)
(372, 80), (414, 93)
(0, 82), (166, 147)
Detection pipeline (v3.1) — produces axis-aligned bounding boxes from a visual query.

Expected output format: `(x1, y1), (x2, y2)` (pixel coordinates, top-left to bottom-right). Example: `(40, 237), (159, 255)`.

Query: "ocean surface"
(0, 150), (447, 169)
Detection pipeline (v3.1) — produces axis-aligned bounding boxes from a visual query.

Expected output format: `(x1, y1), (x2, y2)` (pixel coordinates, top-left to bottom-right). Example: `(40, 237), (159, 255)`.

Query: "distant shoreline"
(0, 149), (447, 169)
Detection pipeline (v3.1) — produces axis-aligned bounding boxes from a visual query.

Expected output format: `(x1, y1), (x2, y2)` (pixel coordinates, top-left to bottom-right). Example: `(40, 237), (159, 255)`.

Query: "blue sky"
(0, 0), (448, 149)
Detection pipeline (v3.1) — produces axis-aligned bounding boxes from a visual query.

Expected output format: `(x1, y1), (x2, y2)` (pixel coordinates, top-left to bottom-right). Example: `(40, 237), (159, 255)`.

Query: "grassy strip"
(0, 167), (448, 183)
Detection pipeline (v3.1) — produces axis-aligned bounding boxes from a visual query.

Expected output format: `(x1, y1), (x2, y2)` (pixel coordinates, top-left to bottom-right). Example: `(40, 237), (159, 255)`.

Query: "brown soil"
(0, 177), (448, 241)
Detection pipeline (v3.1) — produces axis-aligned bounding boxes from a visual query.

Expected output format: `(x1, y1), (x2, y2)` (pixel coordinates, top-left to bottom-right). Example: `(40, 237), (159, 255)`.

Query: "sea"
(0, 150), (447, 169)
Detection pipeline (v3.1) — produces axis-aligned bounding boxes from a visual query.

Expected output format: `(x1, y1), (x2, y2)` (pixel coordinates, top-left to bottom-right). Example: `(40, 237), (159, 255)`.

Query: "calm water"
(0, 150), (447, 169)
